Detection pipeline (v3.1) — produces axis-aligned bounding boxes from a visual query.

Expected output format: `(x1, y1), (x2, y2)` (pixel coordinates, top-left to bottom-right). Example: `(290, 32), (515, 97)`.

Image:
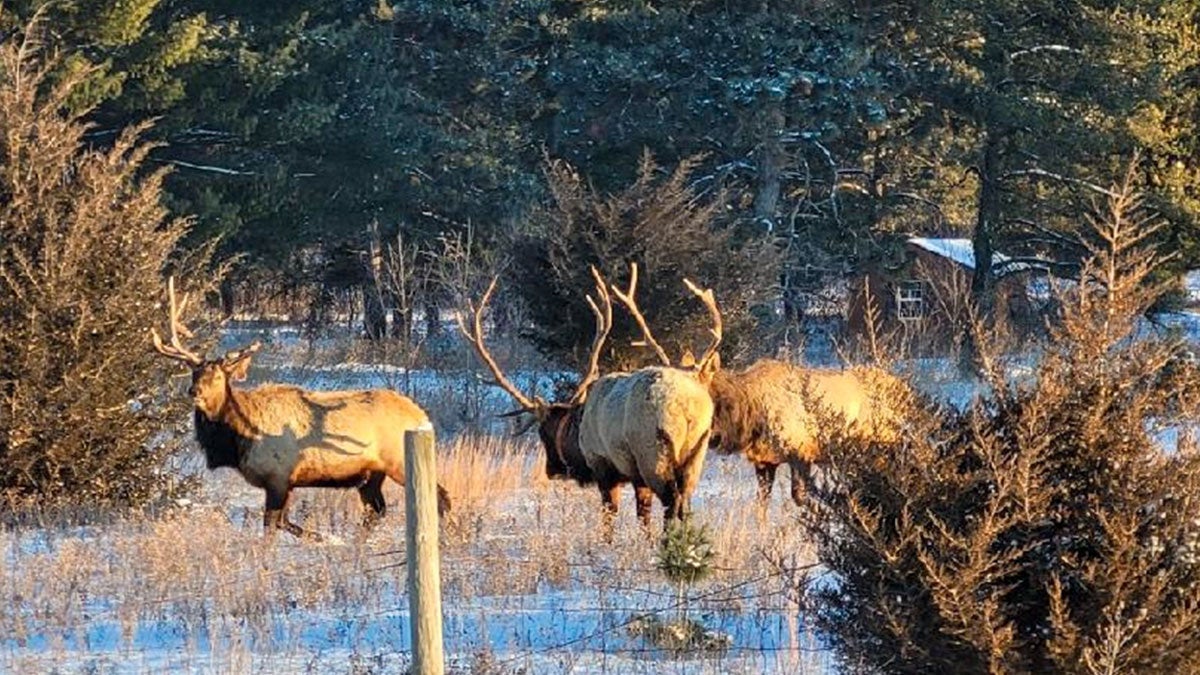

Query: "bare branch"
(160, 159), (257, 176)
(1004, 168), (1121, 197)
(1010, 44), (1085, 60)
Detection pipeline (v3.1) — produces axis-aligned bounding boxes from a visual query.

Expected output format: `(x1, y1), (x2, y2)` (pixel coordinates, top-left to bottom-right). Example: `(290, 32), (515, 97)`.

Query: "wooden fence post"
(405, 425), (444, 675)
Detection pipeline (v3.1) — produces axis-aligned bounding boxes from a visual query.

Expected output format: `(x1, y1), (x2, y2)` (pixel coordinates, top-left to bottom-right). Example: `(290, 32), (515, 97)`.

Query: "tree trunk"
(754, 99), (784, 233)
(971, 132), (1001, 318)
(393, 306), (413, 343)
(424, 301), (441, 340)
(963, 130), (1002, 374)
(758, 99), (798, 338)
(219, 278), (236, 319)
(962, 28), (1012, 374)
(364, 223), (387, 340)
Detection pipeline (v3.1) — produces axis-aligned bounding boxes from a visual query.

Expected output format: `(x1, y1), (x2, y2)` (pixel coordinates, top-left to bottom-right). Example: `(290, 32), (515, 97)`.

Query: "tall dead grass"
(1, 431), (814, 670)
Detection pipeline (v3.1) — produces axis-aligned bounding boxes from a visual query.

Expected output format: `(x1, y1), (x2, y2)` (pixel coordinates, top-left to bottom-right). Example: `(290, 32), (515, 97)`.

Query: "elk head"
(459, 268), (613, 481)
(150, 276), (261, 419)
(608, 262), (723, 384)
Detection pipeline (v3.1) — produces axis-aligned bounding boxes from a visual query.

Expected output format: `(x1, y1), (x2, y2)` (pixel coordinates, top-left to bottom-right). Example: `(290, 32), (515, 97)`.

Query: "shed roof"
(907, 237), (1042, 274)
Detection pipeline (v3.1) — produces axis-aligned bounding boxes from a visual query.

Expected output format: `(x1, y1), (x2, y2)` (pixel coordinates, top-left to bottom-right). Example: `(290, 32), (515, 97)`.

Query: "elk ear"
(222, 351), (255, 382)
(697, 351), (721, 384)
(680, 347), (697, 368)
(221, 341), (261, 381)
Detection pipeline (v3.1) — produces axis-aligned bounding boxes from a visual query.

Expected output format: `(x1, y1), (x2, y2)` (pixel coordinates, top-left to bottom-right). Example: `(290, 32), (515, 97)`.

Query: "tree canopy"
(5, 0), (1197, 346)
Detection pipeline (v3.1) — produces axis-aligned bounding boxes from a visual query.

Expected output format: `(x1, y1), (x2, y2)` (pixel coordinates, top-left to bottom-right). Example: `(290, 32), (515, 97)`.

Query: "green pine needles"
(655, 520), (716, 586)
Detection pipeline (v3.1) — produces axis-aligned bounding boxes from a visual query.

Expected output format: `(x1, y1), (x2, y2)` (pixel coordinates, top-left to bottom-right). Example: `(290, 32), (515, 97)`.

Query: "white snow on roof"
(907, 237), (1041, 274)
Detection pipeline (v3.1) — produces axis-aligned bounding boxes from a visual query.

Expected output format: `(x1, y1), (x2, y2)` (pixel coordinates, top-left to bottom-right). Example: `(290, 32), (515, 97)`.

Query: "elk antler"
(223, 341), (263, 363)
(608, 262), (672, 366)
(150, 276), (205, 367)
(568, 266), (613, 405)
(457, 277), (544, 414)
(682, 278), (722, 373)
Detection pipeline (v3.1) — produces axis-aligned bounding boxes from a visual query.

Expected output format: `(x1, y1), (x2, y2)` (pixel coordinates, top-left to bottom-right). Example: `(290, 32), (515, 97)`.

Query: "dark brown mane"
(194, 409), (250, 469)
(539, 405), (594, 485)
(709, 368), (768, 454)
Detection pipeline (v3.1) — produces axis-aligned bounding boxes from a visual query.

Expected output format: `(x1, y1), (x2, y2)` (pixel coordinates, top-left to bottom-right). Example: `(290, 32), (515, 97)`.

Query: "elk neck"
(540, 405), (594, 486)
(707, 368), (766, 454)
(193, 386), (257, 470)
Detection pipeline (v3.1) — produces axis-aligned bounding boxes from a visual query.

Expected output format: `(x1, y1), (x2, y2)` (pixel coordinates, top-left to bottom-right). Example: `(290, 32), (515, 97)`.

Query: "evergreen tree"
(864, 1), (1166, 314)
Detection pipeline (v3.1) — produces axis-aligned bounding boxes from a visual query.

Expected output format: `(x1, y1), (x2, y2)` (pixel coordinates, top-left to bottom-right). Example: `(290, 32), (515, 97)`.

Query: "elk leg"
(641, 475), (683, 528)
(385, 467), (452, 519)
(788, 460), (810, 506)
(632, 479), (654, 533)
(673, 430), (710, 523)
(659, 488), (682, 526)
(754, 463), (779, 503)
(436, 484), (452, 516)
(358, 472), (387, 527)
(635, 430), (689, 528)
(597, 480), (621, 542)
(264, 488), (318, 541)
(263, 488), (287, 533)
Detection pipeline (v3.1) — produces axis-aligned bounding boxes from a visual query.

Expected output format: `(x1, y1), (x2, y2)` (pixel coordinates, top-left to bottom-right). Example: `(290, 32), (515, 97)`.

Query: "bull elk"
(708, 360), (911, 505)
(614, 285), (911, 507)
(150, 277), (450, 540)
(459, 265), (718, 529)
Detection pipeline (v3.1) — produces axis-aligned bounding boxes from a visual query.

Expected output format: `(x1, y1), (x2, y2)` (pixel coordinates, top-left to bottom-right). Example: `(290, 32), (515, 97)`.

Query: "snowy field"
(1, 323), (828, 674)
(1, 439), (826, 674)
(6, 312), (1200, 673)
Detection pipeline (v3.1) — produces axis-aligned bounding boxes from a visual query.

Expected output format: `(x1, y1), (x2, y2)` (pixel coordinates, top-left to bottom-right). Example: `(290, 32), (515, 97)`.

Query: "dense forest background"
(10, 0), (1199, 361)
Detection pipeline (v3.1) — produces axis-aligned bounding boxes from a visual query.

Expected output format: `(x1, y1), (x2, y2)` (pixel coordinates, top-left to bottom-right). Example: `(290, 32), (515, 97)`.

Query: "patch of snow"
(2, 464), (832, 674)
(1148, 311), (1200, 344)
(1185, 271), (1200, 304)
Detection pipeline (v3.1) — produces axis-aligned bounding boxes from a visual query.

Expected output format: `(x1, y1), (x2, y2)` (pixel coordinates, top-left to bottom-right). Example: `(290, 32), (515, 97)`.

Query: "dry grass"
(0, 432), (820, 673)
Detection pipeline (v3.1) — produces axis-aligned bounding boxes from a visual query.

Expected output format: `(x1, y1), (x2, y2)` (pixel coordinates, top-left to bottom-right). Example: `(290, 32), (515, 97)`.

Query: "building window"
(895, 280), (926, 321)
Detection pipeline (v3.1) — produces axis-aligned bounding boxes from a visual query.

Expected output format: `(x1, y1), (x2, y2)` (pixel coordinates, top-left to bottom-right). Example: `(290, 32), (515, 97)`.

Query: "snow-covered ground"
(9, 311), (1200, 673)
(1, 452), (829, 674)
(4, 319), (830, 675)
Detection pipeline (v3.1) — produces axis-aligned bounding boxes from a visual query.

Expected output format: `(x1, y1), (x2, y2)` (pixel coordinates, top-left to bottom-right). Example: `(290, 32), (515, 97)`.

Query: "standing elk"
(459, 265), (718, 529)
(707, 360), (911, 505)
(150, 277), (450, 540)
(614, 286), (911, 507)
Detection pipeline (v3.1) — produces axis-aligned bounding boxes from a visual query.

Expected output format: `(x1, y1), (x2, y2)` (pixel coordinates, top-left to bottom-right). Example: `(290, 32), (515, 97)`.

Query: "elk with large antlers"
(610, 270), (912, 506)
(460, 266), (717, 529)
(151, 277), (450, 540)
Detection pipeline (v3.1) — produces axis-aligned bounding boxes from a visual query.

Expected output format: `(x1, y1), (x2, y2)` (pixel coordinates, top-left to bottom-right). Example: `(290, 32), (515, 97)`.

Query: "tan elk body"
(578, 365), (714, 521)
(707, 359), (909, 504)
(461, 265), (718, 527)
(153, 278), (450, 540)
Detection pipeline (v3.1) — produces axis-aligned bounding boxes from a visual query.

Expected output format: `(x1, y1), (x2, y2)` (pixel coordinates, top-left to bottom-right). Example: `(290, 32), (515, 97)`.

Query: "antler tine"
(150, 276), (205, 366)
(224, 340), (262, 362)
(456, 276), (541, 412)
(609, 262), (672, 366)
(168, 277), (195, 339)
(682, 278), (722, 371)
(569, 266), (614, 404)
